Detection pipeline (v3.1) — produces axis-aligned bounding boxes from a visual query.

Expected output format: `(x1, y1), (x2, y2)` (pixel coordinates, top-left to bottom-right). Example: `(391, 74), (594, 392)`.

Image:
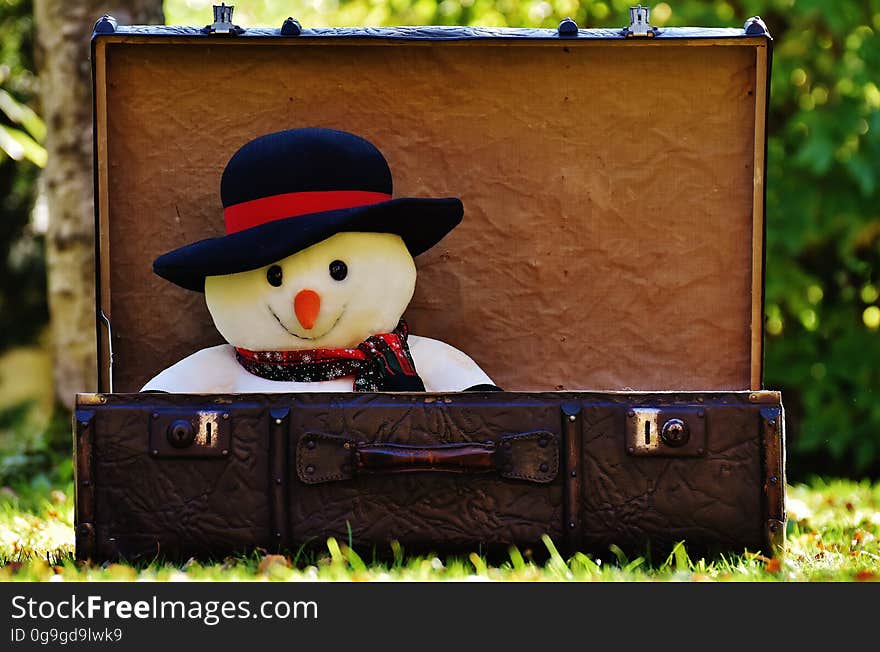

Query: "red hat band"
(223, 190), (392, 235)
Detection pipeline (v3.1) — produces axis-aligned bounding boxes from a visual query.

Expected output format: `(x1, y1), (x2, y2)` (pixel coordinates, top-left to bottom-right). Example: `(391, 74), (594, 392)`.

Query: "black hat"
(153, 128), (463, 292)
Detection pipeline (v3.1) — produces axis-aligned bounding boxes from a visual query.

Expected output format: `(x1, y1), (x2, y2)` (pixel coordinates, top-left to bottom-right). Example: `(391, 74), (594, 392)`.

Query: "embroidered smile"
(268, 304), (346, 341)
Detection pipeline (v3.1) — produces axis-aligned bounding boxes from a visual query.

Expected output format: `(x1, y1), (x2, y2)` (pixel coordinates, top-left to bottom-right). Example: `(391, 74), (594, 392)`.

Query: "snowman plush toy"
(144, 128), (496, 394)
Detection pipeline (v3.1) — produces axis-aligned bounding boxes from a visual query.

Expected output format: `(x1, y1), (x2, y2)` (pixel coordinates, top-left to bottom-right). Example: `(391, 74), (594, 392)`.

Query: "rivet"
(275, 532), (282, 538)
(697, 410), (705, 418)
(275, 418), (283, 425)
(568, 414), (577, 422)
(627, 446), (635, 454)
(305, 465), (315, 474)
(557, 16), (578, 37)
(768, 419), (776, 427)
(275, 477), (282, 485)
(151, 449), (159, 456)
(627, 410), (635, 418)
(769, 476), (778, 484)
(99, 395), (107, 404)
(221, 449), (229, 456)
(568, 521), (576, 529)
(769, 522), (779, 532)
(697, 448), (705, 455)
(749, 393), (759, 402)
(306, 439), (316, 450)
(539, 463), (549, 472)
(539, 438), (548, 448)
(503, 441), (511, 449)
(152, 412), (159, 420)
(222, 413), (229, 420)
(82, 479), (91, 487)
(343, 442), (351, 450)
(570, 470), (577, 478)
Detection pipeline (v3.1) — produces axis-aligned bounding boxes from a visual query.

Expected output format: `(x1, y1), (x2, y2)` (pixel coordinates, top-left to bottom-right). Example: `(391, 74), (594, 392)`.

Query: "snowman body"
(142, 336), (491, 393)
(143, 232), (493, 393)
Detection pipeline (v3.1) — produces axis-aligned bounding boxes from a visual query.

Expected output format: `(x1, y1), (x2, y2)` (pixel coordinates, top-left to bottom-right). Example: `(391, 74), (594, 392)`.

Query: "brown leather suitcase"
(75, 390), (784, 560)
(76, 9), (784, 561)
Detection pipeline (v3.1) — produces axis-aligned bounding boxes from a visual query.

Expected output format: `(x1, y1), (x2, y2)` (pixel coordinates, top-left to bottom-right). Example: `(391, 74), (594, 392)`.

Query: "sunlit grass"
(1, 479), (878, 581)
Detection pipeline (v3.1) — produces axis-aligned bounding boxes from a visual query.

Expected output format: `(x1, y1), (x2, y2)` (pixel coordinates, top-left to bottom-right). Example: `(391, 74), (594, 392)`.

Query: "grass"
(1, 477), (879, 581)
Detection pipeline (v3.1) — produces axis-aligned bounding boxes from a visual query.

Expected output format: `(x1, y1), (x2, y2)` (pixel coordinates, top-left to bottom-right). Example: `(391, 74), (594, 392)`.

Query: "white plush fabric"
(142, 336), (492, 393)
(143, 232), (493, 392)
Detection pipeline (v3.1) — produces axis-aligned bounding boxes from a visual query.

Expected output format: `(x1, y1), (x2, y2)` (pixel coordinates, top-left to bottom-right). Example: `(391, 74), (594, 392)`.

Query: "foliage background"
(1, 0), (879, 480)
(0, 0), (46, 350)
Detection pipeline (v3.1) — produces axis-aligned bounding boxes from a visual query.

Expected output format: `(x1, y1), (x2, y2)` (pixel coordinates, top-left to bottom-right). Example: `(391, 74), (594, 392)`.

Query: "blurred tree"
(0, 0), (48, 350)
(34, 0), (163, 407)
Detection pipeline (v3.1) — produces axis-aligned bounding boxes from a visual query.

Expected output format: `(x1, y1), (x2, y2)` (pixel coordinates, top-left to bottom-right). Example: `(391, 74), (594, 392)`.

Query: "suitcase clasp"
(149, 410), (231, 458)
(624, 5), (658, 38)
(202, 3), (245, 36)
(625, 406), (706, 457)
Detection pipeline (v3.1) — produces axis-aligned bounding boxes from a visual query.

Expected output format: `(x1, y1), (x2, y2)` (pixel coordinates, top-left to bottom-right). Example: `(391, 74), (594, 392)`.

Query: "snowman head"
(204, 231), (416, 350)
(153, 129), (463, 349)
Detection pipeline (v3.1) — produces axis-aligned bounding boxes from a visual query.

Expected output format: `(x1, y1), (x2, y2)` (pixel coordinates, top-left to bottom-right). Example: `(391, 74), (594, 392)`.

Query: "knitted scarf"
(234, 320), (424, 391)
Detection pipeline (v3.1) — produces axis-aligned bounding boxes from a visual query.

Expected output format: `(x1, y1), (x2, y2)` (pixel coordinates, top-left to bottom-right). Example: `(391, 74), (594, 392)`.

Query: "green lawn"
(1, 478), (878, 581)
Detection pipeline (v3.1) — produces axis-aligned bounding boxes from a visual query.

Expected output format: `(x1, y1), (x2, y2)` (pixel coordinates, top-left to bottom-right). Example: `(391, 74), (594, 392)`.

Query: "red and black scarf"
(234, 320), (425, 391)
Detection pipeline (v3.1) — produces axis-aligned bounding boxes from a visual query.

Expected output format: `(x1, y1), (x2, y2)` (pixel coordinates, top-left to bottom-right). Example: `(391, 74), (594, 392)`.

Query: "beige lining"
(94, 37), (765, 392)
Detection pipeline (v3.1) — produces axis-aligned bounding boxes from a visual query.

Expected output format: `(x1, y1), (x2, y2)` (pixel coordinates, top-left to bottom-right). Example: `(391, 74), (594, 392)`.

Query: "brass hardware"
(166, 419), (196, 448)
(744, 16), (770, 37)
(660, 418), (689, 447)
(625, 407), (706, 457)
(149, 410), (231, 458)
(624, 5), (657, 38)
(203, 3), (245, 35)
(280, 16), (302, 36)
(99, 309), (114, 393)
(557, 17), (578, 38)
(76, 393), (107, 406)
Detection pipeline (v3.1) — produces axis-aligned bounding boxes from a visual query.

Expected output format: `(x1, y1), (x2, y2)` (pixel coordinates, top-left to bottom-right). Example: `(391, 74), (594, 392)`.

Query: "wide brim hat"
(153, 128), (463, 292)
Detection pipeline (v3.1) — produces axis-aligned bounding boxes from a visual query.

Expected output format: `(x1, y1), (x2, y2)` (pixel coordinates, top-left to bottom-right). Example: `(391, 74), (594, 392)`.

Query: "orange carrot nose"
(294, 289), (321, 330)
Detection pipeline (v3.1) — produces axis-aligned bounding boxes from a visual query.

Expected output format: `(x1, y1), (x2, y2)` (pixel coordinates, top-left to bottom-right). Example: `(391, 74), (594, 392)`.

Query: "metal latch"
(99, 309), (114, 393)
(624, 5), (657, 38)
(203, 3), (245, 35)
(625, 407), (706, 457)
(149, 410), (231, 458)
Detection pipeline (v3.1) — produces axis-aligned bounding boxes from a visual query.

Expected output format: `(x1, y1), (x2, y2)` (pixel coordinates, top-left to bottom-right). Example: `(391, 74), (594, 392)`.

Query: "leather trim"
(74, 409), (96, 561)
(269, 408), (290, 548)
(296, 430), (558, 485)
(97, 25), (764, 42)
(296, 432), (355, 484)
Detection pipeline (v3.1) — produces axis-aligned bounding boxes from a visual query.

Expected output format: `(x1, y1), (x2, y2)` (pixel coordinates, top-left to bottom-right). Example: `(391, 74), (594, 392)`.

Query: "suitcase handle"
(296, 431), (559, 485)
(356, 441), (497, 473)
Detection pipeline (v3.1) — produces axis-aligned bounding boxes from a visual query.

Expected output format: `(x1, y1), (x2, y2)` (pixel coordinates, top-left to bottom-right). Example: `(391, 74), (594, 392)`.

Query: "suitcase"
(76, 8), (784, 561)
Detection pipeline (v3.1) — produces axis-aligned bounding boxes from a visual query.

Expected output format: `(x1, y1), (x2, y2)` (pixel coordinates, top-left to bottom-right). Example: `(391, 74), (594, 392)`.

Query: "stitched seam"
(503, 431), (559, 482)
(297, 432), (353, 483)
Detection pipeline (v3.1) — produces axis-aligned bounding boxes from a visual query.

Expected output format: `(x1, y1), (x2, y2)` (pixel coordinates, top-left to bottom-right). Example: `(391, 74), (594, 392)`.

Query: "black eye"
(266, 265), (283, 287)
(329, 260), (348, 281)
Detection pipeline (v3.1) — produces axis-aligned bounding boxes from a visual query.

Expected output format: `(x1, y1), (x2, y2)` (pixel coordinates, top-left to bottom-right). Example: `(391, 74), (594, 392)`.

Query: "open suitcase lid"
(91, 11), (772, 394)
